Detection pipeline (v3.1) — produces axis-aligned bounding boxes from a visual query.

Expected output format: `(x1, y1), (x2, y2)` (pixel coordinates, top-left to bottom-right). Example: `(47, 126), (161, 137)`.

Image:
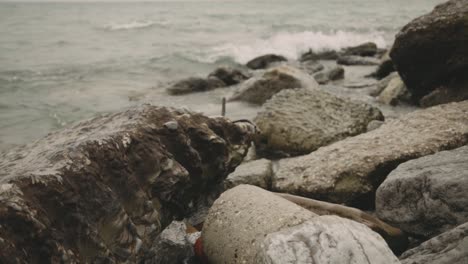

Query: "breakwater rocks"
(0, 105), (254, 263)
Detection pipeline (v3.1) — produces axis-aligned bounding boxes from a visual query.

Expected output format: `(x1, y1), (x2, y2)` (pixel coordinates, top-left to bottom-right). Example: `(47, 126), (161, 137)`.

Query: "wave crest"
(103, 20), (162, 31)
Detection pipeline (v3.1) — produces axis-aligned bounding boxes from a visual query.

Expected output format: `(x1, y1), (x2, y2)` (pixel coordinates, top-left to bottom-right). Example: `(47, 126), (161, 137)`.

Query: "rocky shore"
(1, 0), (468, 263)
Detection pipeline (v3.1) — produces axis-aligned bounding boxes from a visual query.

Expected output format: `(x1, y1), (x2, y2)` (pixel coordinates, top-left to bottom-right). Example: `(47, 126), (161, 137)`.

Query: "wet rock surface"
(272, 101), (468, 208)
(400, 222), (468, 264)
(167, 76), (226, 95)
(0, 105), (253, 263)
(337, 55), (380, 66)
(254, 88), (383, 156)
(342, 42), (378, 57)
(208, 67), (251, 86)
(246, 54), (287, 70)
(313, 66), (345, 84)
(300, 49), (339, 61)
(390, 0), (468, 102)
(378, 75), (412, 105)
(376, 146), (468, 238)
(229, 65), (318, 105)
(224, 158), (272, 189)
(257, 216), (400, 264)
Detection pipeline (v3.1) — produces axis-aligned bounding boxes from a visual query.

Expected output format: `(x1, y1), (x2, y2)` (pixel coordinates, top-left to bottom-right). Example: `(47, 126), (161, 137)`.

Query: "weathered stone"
(343, 42), (378, 57)
(166, 77), (225, 95)
(202, 185), (317, 263)
(400, 222), (468, 264)
(300, 49), (339, 61)
(378, 75), (412, 105)
(390, 0), (468, 101)
(254, 88), (383, 156)
(257, 216), (400, 264)
(224, 158), (272, 189)
(369, 72), (399, 97)
(246, 54), (287, 70)
(208, 67), (251, 86)
(299, 60), (325, 75)
(313, 66), (345, 84)
(0, 105), (253, 263)
(276, 193), (408, 254)
(367, 120), (385, 132)
(337, 55), (380, 66)
(272, 101), (468, 208)
(229, 65), (318, 105)
(376, 146), (468, 238)
(419, 84), (468, 108)
(368, 50), (395, 79)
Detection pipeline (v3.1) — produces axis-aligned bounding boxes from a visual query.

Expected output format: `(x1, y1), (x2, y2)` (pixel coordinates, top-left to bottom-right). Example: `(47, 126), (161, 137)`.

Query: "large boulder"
(257, 216), (400, 264)
(272, 101), (468, 208)
(254, 88), (383, 156)
(246, 54), (287, 70)
(376, 146), (468, 238)
(342, 42), (378, 57)
(337, 55), (380, 66)
(378, 75), (412, 105)
(202, 185), (317, 263)
(229, 65), (318, 105)
(0, 105), (254, 263)
(400, 222), (468, 264)
(390, 0), (468, 103)
(208, 67), (251, 86)
(166, 77), (225, 95)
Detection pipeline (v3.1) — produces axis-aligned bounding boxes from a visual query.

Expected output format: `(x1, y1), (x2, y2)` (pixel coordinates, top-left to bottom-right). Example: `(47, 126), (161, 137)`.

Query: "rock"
(337, 55), (380, 66)
(0, 105), (254, 263)
(246, 54), (287, 70)
(207, 67), (251, 86)
(313, 66), (345, 84)
(343, 42), (378, 57)
(369, 72), (399, 97)
(300, 49), (340, 61)
(224, 158), (272, 189)
(272, 101), (468, 208)
(299, 60), (325, 75)
(376, 146), (468, 238)
(378, 75), (412, 105)
(202, 185), (317, 263)
(400, 222), (468, 264)
(144, 221), (194, 263)
(368, 50), (395, 79)
(257, 216), (400, 264)
(276, 193), (408, 254)
(367, 120), (384, 132)
(390, 0), (468, 102)
(167, 76), (225, 95)
(254, 89), (383, 156)
(229, 65), (318, 105)
(419, 84), (468, 108)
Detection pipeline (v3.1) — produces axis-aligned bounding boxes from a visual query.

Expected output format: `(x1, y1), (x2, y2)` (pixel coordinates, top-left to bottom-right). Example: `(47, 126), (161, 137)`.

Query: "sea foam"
(103, 20), (165, 31)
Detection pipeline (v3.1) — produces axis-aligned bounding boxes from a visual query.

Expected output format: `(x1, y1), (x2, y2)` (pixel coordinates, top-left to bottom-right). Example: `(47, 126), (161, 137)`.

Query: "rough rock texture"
(276, 193), (408, 255)
(246, 54), (287, 70)
(300, 49), (339, 61)
(369, 50), (395, 79)
(378, 76), (412, 105)
(343, 42), (378, 57)
(272, 101), (468, 208)
(400, 222), (468, 264)
(376, 146), (468, 238)
(337, 55), (380, 66)
(202, 185), (317, 263)
(257, 216), (400, 264)
(229, 65), (318, 105)
(419, 84), (468, 108)
(390, 0), (468, 102)
(299, 60), (325, 75)
(0, 105), (253, 263)
(254, 89), (383, 156)
(166, 77), (225, 95)
(369, 72), (399, 97)
(208, 67), (251, 86)
(224, 158), (272, 189)
(313, 66), (345, 84)
(367, 120), (384, 132)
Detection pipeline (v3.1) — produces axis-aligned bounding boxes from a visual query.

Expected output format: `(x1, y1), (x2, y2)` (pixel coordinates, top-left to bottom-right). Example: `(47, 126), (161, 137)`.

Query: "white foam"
(209, 30), (388, 64)
(103, 20), (162, 31)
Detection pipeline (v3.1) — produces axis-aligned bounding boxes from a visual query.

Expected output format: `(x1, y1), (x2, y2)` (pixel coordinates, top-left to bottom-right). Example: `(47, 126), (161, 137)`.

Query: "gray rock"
(254, 88), (383, 156)
(145, 221), (194, 263)
(400, 222), (468, 264)
(229, 65), (318, 105)
(208, 67), (251, 86)
(300, 49), (339, 61)
(376, 146), (468, 238)
(369, 72), (399, 97)
(257, 216), (400, 264)
(337, 55), (380, 66)
(224, 158), (272, 189)
(163, 120), (178, 130)
(390, 0), (468, 102)
(378, 75), (412, 105)
(202, 185), (317, 263)
(299, 60), (325, 75)
(368, 49), (395, 79)
(313, 66), (345, 84)
(367, 120), (384, 131)
(246, 54), (287, 70)
(419, 84), (468, 108)
(0, 105), (254, 263)
(272, 101), (468, 208)
(167, 76), (225, 95)
(343, 42), (378, 57)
